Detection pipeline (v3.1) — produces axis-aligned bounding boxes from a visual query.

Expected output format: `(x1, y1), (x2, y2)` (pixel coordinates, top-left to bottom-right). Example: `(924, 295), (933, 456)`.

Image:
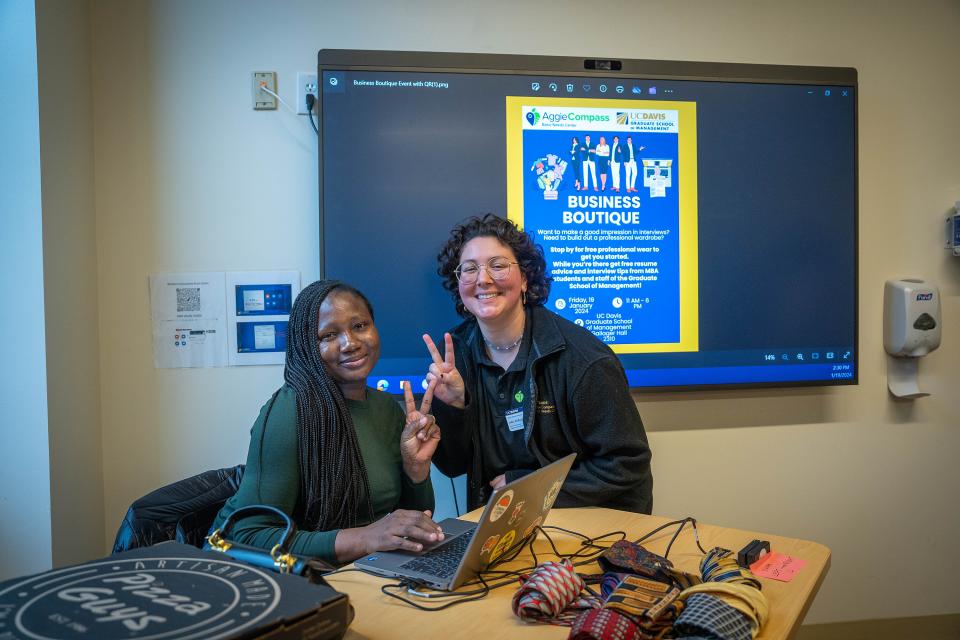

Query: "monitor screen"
(318, 50), (858, 392)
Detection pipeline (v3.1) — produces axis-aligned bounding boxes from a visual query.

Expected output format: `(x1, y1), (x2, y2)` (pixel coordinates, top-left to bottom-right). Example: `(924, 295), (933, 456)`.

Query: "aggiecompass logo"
(525, 108), (541, 126)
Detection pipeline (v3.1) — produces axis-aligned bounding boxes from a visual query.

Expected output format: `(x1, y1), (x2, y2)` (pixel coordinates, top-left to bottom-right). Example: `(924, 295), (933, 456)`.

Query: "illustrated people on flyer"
(610, 135), (623, 192)
(422, 214), (653, 514)
(624, 136), (646, 193)
(212, 280), (444, 564)
(570, 137), (583, 191)
(596, 136), (611, 191)
(581, 134), (597, 191)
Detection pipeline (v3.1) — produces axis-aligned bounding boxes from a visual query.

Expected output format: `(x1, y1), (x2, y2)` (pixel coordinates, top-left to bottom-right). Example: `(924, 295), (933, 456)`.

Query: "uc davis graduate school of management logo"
(0, 555), (284, 639)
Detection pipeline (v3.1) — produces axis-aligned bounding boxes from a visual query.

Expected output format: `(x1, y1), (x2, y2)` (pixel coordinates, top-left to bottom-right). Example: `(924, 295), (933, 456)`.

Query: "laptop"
(354, 453), (576, 591)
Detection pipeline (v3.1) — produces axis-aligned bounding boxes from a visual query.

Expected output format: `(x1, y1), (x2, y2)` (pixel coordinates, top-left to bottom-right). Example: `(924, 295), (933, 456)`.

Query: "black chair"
(112, 465), (245, 553)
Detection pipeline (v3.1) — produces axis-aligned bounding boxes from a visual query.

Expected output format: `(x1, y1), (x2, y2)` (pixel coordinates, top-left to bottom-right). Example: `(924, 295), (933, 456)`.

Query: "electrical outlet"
(297, 72), (318, 115)
(252, 71), (277, 110)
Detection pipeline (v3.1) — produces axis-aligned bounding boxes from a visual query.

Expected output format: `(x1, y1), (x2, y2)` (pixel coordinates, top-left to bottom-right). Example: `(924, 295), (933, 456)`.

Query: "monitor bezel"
(316, 49), (859, 392)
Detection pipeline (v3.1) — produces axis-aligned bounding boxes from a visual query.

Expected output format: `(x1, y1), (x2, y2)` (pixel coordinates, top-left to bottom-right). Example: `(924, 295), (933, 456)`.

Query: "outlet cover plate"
(297, 72), (318, 115)
(252, 71), (277, 110)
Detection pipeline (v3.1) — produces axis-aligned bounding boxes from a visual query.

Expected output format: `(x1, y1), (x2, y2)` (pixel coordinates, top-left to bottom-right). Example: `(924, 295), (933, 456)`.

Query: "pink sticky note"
(750, 551), (807, 582)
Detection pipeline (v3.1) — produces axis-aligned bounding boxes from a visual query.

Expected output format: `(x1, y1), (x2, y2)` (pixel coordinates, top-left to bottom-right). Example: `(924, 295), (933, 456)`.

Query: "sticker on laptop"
(480, 534), (500, 557)
(508, 500), (527, 526)
(523, 515), (544, 540)
(491, 529), (517, 561)
(543, 480), (563, 511)
(490, 489), (514, 522)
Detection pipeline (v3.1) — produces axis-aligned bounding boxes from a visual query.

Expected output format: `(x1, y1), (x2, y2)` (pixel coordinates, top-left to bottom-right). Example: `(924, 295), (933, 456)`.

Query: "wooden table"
(325, 507), (830, 640)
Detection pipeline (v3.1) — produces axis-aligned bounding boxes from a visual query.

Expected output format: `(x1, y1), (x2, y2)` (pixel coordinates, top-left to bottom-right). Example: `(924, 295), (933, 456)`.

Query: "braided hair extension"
(284, 280), (375, 532)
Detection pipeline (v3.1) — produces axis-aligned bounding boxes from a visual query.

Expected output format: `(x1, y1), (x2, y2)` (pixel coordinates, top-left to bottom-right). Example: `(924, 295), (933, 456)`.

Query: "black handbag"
(205, 504), (337, 584)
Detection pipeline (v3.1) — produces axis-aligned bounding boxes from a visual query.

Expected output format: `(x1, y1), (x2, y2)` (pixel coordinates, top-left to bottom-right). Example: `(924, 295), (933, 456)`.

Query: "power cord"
(306, 94), (319, 134)
(381, 576), (492, 611)
(361, 525), (621, 611)
(449, 476), (461, 516)
(634, 517), (707, 557)
(320, 566), (363, 578)
(334, 518), (707, 612)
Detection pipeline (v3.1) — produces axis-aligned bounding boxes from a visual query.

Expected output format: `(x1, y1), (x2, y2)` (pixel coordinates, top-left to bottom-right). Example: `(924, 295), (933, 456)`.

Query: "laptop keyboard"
(398, 530), (475, 579)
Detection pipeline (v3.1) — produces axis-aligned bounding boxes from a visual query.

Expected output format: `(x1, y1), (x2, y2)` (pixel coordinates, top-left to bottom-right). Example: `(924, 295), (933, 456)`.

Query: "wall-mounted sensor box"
(946, 202), (960, 256)
(883, 279), (941, 357)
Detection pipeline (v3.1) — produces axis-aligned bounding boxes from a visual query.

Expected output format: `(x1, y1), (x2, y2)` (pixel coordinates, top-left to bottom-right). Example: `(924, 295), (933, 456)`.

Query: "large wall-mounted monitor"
(318, 50), (858, 392)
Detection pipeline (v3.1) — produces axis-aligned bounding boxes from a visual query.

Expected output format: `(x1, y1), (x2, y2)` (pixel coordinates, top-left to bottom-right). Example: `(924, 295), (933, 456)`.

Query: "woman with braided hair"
(212, 280), (444, 564)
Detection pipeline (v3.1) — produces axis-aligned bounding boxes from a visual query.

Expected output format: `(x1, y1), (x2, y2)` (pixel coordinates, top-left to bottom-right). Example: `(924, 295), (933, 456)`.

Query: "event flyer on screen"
(505, 97), (699, 353)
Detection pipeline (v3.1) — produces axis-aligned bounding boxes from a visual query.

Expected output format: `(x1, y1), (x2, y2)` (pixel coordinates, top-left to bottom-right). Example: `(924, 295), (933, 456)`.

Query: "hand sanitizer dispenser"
(883, 279), (941, 398)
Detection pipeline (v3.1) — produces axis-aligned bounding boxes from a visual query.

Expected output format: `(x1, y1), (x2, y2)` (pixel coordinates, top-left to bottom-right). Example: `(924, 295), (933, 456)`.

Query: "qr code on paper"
(176, 287), (201, 312)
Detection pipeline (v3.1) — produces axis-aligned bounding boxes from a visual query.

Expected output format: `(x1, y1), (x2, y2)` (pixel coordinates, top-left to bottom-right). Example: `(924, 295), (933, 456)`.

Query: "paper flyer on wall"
(149, 272), (227, 368)
(505, 97), (699, 353)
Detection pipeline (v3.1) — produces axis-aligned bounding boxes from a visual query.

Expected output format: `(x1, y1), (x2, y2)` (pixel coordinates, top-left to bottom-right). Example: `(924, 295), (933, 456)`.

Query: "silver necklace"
(483, 329), (524, 351)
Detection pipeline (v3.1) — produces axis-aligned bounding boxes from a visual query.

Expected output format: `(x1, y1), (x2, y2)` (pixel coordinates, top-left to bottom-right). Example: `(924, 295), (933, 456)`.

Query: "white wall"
(46, 0), (959, 624)
(0, 0), (53, 580)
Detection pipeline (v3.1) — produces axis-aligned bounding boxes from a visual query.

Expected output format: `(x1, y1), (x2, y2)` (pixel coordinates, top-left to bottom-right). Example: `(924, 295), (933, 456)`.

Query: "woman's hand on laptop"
(336, 510), (444, 562)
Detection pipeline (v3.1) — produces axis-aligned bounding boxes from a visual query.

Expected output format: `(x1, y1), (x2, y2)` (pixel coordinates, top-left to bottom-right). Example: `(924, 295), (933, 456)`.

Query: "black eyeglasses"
(454, 258), (519, 285)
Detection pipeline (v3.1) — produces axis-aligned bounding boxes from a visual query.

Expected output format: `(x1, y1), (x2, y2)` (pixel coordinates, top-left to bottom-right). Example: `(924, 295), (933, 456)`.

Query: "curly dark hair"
(437, 213), (552, 317)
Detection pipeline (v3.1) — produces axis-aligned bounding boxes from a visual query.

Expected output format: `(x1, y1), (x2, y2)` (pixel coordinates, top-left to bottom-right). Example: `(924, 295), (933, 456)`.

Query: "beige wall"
(33, 0), (960, 625)
(36, 0), (105, 570)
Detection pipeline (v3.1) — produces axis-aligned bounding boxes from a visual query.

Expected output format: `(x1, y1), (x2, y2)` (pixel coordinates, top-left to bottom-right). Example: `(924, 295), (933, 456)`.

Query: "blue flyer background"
(522, 128), (681, 345)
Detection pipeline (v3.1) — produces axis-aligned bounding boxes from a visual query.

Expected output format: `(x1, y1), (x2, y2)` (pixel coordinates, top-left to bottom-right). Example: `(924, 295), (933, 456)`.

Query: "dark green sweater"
(212, 385), (434, 563)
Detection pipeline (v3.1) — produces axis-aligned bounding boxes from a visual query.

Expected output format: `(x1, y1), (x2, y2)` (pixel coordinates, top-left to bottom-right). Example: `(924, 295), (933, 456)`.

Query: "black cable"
(633, 517), (707, 557)
(321, 566), (364, 578)
(450, 476), (460, 516)
(349, 518), (706, 612)
(379, 528), (558, 605)
(457, 525), (619, 591)
(542, 525), (627, 556)
(664, 520), (691, 558)
(306, 93), (318, 134)
(379, 573), (493, 610)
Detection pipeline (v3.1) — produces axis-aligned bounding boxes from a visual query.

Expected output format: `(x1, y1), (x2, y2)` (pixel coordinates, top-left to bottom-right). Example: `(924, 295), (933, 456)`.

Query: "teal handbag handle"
(206, 504), (331, 576)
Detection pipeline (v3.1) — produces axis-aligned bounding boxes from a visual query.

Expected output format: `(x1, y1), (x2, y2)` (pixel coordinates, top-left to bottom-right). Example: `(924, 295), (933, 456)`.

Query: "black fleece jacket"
(432, 305), (653, 514)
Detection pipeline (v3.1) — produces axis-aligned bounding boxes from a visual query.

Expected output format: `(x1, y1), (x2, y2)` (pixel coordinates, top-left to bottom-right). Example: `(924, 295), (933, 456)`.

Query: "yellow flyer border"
(505, 96), (698, 354)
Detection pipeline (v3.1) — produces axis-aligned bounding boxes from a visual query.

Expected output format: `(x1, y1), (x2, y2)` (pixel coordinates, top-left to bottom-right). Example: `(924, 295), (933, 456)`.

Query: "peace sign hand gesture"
(400, 378), (440, 483)
(423, 333), (466, 409)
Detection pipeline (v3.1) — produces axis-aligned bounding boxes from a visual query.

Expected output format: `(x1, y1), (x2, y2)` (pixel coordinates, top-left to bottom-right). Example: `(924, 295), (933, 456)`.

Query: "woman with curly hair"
(422, 214), (653, 514)
(213, 280), (444, 564)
